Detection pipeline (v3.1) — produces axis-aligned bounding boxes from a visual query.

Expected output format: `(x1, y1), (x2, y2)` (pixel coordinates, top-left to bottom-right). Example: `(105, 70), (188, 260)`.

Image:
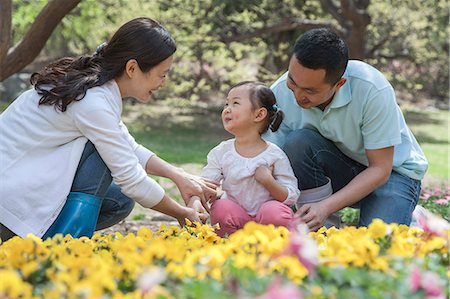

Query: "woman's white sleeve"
(74, 108), (164, 208)
(119, 120), (155, 169)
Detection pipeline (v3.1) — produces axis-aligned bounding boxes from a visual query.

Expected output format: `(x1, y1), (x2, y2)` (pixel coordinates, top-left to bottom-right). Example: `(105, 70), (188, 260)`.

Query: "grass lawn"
(403, 108), (449, 183)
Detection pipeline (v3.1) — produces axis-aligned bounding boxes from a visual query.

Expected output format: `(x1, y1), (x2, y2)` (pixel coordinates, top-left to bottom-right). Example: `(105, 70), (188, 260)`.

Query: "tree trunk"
(320, 0), (371, 59)
(0, 0), (81, 82)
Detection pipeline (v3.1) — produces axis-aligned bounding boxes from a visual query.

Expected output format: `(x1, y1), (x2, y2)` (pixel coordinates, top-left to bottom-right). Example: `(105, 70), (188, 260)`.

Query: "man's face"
(287, 55), (345, 110)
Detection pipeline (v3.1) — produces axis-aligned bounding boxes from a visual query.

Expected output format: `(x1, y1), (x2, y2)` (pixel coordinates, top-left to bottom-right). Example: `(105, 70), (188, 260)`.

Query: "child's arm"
(254, 165), (288, 202)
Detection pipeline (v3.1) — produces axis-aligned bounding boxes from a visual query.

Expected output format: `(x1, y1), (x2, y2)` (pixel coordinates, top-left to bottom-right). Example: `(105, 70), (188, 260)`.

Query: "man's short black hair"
(293, 28), (349, 85)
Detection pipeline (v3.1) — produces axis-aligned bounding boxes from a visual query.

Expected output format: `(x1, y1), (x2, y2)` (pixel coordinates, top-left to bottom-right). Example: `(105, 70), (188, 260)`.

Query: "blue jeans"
(71, 141), (135, 230)
(282, 129), (421, 226)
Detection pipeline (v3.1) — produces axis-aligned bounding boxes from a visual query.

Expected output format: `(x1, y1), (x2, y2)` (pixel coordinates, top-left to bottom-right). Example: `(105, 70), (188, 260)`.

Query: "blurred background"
(1, 0), (448, 105)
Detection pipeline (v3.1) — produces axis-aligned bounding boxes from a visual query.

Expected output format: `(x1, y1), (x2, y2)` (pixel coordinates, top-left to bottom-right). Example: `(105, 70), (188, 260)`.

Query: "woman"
(0, 17), (215, 241)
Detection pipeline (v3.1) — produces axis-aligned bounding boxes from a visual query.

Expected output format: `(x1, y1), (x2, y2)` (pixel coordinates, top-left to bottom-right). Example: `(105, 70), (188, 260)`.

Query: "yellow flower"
(0, 269), (33, 299)
(368, 218), (389, 239)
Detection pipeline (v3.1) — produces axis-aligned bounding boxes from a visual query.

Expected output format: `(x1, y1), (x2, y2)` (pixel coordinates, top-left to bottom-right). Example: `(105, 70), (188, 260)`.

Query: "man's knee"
(282, 128), (322, 158)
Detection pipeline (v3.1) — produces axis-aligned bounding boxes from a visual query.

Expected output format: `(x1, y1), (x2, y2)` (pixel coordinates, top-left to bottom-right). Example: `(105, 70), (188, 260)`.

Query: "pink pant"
(210, 199), (294, 237)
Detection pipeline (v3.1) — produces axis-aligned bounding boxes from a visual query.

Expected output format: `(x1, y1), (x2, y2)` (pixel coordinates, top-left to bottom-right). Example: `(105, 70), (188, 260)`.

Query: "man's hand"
(295, 200), (330, 232)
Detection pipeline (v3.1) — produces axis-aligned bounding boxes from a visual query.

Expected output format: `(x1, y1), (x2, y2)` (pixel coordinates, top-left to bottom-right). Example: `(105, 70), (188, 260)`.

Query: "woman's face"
(120, 55), (173, 103)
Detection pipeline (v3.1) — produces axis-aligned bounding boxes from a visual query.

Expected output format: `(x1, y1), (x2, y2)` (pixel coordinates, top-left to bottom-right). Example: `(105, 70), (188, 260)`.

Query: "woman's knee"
(118, 197), (135, 218)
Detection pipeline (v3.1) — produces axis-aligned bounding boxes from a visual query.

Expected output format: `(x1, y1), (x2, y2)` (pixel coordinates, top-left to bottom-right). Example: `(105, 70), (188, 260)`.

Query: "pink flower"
(410, 268), (445, 299)
(410, 268), (421, 292)
(421, 193), (431, 200)
(257, 276), (303, 299)
(433, 199), (449, 205)
(412, 205), (450, 238)
(137, 268), (167, 295)
(421, 272), (445, 298)
(285, 222), (318, 274)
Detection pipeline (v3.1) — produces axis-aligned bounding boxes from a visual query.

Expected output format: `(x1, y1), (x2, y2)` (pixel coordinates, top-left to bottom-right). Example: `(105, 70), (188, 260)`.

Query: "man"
(264, 28), (428, 231)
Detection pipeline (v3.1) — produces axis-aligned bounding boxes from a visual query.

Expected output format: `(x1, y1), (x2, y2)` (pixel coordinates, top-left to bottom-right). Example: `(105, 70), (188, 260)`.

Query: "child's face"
(222, 86), (260, 135)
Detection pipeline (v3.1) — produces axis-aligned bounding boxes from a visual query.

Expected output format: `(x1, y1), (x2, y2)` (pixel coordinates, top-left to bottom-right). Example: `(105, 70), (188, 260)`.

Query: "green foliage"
(132, 213), (146, 221)
(10, 0), (448, 102)
(367, 0), (449, 99)
(339, 208), (360, 226)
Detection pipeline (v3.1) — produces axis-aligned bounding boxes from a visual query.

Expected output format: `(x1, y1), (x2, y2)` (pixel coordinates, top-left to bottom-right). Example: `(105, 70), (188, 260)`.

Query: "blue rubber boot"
(43, 192), (102, 239)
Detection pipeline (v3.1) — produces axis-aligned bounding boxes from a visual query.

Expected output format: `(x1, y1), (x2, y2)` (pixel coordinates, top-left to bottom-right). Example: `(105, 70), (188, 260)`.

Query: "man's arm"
(297, 146), (394, 231)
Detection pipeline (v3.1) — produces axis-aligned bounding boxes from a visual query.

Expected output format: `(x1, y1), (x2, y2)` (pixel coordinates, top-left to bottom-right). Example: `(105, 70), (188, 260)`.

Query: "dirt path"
(97, 210), (179, 235)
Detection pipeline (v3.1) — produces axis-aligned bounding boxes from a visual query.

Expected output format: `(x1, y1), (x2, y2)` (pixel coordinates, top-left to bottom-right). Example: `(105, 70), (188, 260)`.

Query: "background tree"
(0, 0), (81, 81)
(2, 0), (448, 103)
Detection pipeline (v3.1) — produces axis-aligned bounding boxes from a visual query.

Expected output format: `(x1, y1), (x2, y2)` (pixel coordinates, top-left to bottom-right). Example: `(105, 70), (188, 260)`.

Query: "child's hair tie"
(272, 104), (278, 111)
(94, 42), (107, 57)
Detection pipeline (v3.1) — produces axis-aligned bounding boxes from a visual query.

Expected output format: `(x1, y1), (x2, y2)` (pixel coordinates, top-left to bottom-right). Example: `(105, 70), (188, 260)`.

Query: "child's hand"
(254, 165), (274, 185)
(187, 196), (209, 224)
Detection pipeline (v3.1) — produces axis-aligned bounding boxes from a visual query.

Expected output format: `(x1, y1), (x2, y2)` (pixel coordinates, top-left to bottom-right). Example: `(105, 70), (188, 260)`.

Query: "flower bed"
(0, 218), (448, 299)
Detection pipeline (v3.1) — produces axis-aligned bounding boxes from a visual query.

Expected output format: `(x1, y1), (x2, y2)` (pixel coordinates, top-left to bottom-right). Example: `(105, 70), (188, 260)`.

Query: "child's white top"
(201, 139), (300, 216)
(0, 80), (165, 237)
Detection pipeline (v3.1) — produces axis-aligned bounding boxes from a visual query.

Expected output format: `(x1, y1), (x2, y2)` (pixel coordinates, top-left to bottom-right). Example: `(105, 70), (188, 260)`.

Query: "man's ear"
(124, 59), (139, 78)
(254, 107), (268, 122)
(335, 77), (347, 93)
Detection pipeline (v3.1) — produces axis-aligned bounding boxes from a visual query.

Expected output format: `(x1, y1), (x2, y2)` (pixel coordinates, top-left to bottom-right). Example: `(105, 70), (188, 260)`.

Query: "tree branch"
(0, 0), (12, 65)
(220, 18), (333, 43)
(0, 0), (81, 81)
(319, 0), (350, 29)
(366, 36), (390, 58)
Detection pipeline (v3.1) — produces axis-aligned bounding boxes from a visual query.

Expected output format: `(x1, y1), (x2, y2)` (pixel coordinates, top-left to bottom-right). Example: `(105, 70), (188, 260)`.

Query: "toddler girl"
(190, 81), (300, 237)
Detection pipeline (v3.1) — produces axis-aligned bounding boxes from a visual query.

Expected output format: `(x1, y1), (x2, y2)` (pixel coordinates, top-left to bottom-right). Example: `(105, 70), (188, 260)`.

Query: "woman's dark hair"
(31, 17), (176, 112)
(230, 81), (284, 134)
(293, 28), (348, 85)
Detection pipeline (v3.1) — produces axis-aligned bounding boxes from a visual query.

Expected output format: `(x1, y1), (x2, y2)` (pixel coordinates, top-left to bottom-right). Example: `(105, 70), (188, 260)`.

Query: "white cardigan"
(0, 80), (164, 237)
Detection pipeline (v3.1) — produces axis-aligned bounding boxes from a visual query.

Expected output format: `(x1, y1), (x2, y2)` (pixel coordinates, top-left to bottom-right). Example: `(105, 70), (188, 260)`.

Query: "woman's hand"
(186, 196), (209, 223)
(151, 194), (208, 227)
(177, 206), (208, 226)
(174, 172), (219, 211)
(144, 156), (219, 210)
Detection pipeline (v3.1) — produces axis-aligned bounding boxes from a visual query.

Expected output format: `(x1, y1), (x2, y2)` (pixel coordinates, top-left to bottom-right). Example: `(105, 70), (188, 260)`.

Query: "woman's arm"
(145, 155), (218, 205)
(152, 194), (208, 225)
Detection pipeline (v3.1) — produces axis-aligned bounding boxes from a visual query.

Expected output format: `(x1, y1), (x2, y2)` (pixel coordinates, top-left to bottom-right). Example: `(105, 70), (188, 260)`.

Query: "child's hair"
(31, 17), (176, 112)
(230, 81), (284, 134)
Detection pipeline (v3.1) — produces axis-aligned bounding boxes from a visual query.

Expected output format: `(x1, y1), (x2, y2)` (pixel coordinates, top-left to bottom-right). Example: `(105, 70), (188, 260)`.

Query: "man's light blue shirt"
(264, 60), (428, 180)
